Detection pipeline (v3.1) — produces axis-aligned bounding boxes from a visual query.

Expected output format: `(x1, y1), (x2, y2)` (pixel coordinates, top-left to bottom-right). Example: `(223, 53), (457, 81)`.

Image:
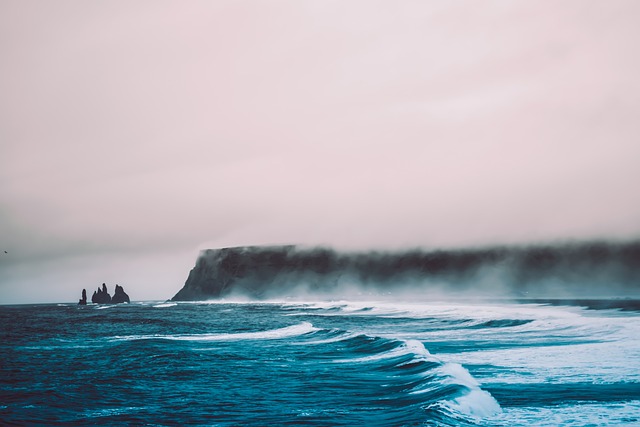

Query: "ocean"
(1, 299), (639, 426)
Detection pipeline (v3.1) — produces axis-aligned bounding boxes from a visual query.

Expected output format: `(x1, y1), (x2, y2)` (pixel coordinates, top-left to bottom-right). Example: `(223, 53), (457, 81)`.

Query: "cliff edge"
(171, 242), (640, 301)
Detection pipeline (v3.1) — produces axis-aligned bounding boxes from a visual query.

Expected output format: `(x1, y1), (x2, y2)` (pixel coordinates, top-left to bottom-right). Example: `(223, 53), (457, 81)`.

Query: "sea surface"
(1, 299), (640, 426)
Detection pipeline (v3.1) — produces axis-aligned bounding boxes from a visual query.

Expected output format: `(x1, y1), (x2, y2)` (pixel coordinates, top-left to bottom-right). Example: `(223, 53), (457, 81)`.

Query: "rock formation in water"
(89, 283), (130, 304)
(171, 241), (640, 301)
(92, 283), (112, 304)
(111, 284), (130, 303)
(78, 289), (87, 305)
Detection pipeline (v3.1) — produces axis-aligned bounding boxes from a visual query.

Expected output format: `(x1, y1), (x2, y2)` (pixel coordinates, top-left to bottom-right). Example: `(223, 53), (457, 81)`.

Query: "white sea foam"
(331, 337), (434, 364)
(380, 339), (503, 418)
(435, 306), (640, 385)
(443, 388), (502, 418)
(114, 322), (317, 342)
(485, 401), (640, 427)
(282, 300), (411, 317)
(153, 303), (177, 308)
(438, 362), (481, 388)
(333, 343), (408, 364)
(403, 339), (432, 356)
(413, 359), (502, 418)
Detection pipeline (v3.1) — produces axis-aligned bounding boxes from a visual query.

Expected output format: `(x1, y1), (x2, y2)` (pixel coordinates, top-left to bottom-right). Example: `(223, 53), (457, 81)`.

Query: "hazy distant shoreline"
(171, 240), (640, 301)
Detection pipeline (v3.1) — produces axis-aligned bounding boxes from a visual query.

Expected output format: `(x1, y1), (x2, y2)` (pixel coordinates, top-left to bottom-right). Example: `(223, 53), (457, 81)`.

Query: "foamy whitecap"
(114, 322), (317, 342)
(443, 388), (502, 418)
(6, 298), (637, 426)
(153, 303), (177, 308)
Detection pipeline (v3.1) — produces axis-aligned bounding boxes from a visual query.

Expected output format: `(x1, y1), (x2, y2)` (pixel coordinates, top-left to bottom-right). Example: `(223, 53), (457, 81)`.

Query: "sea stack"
(111, 284), (130, 304)
(88, 283), (131, 304)
(91, 283), (112, 304)
(78, 289), (87, 305)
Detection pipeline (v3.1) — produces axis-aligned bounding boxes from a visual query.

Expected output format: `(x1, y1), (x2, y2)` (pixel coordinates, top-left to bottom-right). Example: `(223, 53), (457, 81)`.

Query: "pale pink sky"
(1, 1), (639, 302)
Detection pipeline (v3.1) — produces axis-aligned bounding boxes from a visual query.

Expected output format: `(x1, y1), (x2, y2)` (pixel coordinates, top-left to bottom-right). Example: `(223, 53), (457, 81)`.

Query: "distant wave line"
(112, 321), (317, 342)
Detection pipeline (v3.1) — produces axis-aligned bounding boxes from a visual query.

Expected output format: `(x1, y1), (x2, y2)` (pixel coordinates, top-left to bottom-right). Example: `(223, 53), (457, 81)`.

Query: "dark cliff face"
(171, 242), (640, 301)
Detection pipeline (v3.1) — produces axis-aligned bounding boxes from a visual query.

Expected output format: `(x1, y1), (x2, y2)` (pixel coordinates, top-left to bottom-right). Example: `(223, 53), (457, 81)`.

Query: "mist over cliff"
(171, 241), (640, 301)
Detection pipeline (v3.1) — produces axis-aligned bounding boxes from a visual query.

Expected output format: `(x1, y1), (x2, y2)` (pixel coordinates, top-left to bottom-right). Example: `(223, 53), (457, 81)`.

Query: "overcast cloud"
(1, 1), (639, 303)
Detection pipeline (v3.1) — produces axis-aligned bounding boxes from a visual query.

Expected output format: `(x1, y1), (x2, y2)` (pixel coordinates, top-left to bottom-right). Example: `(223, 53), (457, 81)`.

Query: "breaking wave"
(113, 321), (318, 342)
(4, 298), (638, 426)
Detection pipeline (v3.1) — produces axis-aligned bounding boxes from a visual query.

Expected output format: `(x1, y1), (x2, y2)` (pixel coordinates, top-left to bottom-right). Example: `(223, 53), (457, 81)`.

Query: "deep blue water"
(1, 299), (640, 426)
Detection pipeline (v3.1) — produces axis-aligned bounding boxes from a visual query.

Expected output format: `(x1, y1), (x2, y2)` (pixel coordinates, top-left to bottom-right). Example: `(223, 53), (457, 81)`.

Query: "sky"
(1, 1), (639, 303)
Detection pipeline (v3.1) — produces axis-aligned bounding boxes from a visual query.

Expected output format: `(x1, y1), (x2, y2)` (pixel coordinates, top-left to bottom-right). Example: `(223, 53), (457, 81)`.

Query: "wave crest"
(113, 322), (317, 342)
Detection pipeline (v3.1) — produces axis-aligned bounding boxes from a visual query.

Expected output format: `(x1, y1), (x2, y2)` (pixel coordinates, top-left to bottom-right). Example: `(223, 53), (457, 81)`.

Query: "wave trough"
(1, 299), (639, 426)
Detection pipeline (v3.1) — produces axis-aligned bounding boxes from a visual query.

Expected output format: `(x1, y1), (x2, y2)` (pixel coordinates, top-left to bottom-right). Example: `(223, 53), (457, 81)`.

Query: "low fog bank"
(171, 240), (640, 301)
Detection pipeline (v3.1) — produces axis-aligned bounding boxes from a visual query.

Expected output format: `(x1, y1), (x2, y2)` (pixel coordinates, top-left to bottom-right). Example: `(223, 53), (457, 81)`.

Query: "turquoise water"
(2, 299), (640, 426)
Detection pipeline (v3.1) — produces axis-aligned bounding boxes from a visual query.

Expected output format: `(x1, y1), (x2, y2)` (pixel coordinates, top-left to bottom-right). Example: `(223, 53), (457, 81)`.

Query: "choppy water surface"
(1, 299), (639, 426)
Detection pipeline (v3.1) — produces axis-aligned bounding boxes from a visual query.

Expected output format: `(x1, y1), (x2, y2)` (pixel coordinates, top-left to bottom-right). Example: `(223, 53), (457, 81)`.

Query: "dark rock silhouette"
(171, 241), (640, 301)
(111, 284), (130, 304)
(88, 283), (131, 304)
(78, 289), (87, 305)
(91, 283), (112, 304)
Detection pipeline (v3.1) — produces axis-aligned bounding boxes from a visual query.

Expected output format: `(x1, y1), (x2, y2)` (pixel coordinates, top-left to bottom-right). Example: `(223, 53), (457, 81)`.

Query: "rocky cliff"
(171, 241), (640, 300)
